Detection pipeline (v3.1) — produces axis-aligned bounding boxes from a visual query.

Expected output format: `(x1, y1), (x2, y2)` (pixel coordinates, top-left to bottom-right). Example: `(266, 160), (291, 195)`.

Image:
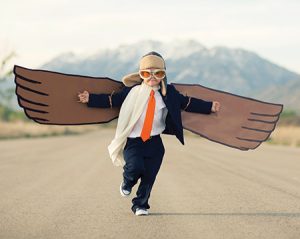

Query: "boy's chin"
(146, 81), (160, 87)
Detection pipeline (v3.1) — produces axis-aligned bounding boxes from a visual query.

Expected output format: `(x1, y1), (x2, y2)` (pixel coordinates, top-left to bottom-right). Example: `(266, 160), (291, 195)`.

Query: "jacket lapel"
(159, 87), (173, 116)
(159, 88), (167, 103)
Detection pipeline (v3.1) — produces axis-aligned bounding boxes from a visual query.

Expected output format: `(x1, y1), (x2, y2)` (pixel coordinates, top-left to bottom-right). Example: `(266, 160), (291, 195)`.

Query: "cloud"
(1, 0), (299, 72)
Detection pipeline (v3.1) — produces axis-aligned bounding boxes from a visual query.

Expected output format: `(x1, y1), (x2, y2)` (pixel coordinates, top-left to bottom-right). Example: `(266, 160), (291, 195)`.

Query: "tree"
(0, 51), (16, 107)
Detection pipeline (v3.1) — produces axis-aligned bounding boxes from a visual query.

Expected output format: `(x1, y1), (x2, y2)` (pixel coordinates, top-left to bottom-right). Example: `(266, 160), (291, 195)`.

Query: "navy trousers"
(122, 134), (165, 213)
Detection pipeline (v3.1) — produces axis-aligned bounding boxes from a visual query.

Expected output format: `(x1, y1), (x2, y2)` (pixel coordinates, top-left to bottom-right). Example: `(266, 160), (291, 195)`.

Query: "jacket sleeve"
(171, 85), (213, 114)
(87, 85), (132, 108)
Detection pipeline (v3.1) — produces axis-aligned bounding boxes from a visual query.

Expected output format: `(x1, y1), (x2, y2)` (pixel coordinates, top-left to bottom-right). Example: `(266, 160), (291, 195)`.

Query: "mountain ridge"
(20, 39), (300, 112)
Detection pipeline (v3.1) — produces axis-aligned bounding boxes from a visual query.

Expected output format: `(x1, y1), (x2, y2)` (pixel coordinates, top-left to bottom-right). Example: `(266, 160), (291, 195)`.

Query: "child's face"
(142, 68), (163, 87)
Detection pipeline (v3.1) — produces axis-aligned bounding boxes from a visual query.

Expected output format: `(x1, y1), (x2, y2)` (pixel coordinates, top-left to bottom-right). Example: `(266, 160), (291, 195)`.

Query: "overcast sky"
(1, 0), (299, 73)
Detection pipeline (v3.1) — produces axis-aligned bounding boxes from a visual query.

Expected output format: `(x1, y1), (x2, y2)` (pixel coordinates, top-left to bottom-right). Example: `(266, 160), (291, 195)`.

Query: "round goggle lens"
(154, 71), (165, 78)
(140, 71), (151, 78)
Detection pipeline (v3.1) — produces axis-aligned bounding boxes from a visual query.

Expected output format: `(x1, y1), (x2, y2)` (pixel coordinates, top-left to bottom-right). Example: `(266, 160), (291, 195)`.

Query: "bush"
(0, 104), (29, 122)
(280, 109), (297, 118)
(278, 109), (300, 126)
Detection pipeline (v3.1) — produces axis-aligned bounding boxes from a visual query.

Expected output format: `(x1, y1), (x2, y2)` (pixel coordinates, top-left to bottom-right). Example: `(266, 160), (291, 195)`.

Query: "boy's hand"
(211, 101), (221, 113)
(77, 90), (89, 103)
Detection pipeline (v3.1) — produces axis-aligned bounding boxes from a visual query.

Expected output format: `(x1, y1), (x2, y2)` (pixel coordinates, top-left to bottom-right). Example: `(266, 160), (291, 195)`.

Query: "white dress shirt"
(128, 85), (168, 138)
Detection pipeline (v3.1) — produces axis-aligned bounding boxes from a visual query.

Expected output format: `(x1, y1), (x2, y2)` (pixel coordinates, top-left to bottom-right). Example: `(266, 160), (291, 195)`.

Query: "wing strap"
(108, 90), (115, 108)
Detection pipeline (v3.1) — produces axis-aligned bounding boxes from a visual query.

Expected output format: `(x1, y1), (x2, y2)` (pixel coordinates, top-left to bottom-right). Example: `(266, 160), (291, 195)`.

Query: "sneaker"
(120, 181), (131, 197)
(135, 208), (149, 216)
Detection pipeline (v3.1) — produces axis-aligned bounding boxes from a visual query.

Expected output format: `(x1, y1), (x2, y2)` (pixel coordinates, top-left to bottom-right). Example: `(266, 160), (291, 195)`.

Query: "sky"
(1, 0), (300, 73)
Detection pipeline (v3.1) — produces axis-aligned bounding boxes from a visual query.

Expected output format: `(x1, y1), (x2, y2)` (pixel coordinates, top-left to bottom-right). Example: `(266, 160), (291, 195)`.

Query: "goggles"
(139, 69), (166, 80)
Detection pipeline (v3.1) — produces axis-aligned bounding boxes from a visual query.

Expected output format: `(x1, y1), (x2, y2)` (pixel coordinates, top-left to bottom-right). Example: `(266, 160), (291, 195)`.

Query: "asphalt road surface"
(0, 128), (299, 239)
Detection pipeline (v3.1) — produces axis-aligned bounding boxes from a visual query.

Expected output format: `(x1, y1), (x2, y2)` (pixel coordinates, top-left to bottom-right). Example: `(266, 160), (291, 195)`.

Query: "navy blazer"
(87, 83), (213, 145)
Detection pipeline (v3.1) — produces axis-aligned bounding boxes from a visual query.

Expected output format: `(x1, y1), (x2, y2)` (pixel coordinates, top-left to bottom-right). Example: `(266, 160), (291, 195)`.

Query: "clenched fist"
(77, 90), (89, 103)
(211, 101), (221, 113)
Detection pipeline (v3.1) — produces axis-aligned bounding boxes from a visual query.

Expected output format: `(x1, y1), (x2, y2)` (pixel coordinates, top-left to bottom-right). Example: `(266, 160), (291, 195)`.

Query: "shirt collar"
(152, 84), (161, 91)
(141, 81), (161, 92)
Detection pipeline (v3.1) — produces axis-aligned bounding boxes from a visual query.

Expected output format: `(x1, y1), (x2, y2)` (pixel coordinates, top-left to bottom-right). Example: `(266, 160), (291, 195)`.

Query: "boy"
(78, 52), (220, 216)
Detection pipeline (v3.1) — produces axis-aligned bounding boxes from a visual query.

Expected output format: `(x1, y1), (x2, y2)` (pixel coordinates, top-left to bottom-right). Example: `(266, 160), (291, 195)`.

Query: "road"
(0, 128), (299, 239)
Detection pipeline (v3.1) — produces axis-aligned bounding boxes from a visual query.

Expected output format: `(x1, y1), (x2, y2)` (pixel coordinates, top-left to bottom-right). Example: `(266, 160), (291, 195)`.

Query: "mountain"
(12, 39), (300, 113)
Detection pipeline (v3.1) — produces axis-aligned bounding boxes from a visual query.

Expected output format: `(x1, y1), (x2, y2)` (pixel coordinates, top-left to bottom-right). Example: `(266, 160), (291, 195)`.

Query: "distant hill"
(11, 39), (300, 113)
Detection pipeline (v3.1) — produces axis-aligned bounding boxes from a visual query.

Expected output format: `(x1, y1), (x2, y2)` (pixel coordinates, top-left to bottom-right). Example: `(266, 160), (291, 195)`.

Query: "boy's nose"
(149, 74), (155, 80)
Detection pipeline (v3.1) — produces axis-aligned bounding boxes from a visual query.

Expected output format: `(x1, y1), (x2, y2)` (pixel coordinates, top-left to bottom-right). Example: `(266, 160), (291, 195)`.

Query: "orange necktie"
(140, 89), (156, 142)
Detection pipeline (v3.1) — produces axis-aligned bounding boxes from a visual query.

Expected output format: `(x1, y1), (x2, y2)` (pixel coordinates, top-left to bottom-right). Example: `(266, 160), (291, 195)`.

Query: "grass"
(266, 126), (300, 147)
(1, 120), (300, 148)
(0, 120), (116, 140)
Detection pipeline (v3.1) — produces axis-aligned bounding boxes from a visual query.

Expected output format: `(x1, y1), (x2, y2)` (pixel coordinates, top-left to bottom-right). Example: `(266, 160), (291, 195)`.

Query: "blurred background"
(1, 0), (299, 146)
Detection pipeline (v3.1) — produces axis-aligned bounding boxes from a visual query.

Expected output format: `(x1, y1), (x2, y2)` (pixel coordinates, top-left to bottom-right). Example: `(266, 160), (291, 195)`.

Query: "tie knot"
(150, 90), (155, 96)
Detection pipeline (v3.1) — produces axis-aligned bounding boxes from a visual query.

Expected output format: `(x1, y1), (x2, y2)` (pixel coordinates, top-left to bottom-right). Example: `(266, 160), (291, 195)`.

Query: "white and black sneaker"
(135, 208), (149, 216)
(120, 181), (131, 197)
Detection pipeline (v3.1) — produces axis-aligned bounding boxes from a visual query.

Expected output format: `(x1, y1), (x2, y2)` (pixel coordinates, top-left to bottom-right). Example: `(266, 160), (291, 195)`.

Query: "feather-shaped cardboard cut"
(14, 65), (123, 125)
(172, 83), (283, 150)
(14, 65), (283, 150)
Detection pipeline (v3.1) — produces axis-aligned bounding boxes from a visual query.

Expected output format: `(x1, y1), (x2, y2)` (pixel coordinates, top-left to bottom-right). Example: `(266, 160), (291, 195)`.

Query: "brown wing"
(173, 83), (283, 150)
(14, 65), (123, 125)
